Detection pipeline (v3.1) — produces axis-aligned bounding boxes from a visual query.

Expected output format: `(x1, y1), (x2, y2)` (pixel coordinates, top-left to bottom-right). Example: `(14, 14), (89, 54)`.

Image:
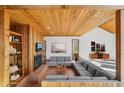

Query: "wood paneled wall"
(0, 9), (10, 87)
(19, 25), (29, 76)
(10, 18), (44, 74)
(9, 9), (44, 73)
(28, 26), (43, 72)
(0, 9), (43, 86)
(10, 11), (44, 74)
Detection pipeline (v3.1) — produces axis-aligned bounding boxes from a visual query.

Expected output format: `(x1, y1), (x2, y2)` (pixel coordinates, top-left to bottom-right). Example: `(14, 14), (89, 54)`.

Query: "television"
(36, 43), (42, 52)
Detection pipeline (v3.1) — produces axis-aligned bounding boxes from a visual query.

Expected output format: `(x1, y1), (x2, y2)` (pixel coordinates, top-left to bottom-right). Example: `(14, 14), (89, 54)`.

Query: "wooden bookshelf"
(10, 76), (24, 87)
(9, 31), (24, 86)
(10, 31), (22, 36)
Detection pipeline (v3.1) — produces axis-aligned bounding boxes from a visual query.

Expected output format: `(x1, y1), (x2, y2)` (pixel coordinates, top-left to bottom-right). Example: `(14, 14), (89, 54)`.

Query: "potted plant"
(74, 53), (79, 62)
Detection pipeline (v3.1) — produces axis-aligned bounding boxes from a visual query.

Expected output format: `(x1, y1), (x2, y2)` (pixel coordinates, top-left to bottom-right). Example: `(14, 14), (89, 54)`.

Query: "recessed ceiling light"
(47, 26), (51, 29)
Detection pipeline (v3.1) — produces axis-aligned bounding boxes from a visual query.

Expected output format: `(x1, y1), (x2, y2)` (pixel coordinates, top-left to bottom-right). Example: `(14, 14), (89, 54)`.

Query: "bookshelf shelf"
(9, 31), (24, 87)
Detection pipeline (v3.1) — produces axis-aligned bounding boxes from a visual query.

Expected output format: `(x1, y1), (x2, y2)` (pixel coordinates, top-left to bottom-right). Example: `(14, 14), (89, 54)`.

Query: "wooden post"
(29, 25), (34, 72)
(120, 10), (124, 82)
(0, 9), (10, 86)
(116, 10), (121, 81)
(20, 25), (29, 76)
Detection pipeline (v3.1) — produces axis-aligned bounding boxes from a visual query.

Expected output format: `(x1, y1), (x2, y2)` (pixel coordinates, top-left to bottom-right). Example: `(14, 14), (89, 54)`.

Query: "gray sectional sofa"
(45, 75), (109, 81)
(45, 58), (115, 81)
(72, 59), (115, 80)
(49, 56), (71, 62)
(47, 56), (72, 66)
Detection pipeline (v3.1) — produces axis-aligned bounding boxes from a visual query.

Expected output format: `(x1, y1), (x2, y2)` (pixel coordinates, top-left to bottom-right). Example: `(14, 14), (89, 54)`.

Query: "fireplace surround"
(34, 55), (42, 70)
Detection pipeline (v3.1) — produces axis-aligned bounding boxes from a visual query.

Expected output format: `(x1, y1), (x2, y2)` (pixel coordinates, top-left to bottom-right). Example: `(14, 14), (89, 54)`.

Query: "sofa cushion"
(64, 57), (71, 61)
(64, 62), (72, 66)
(88, 64), (97, 76)
(69, 76), (92, 80)
(73, 63), (82, 67)
(80, 62), (84, 66)
(95, 70), (115, 80)
(78, 71), (92, 76)
(48, 62), (57, 66)
(75, 65), (86, 71)
(76, 67), (86, 71)
(50, 57), (57, 61)
(57, 62), (65, 64)
(46, 75), (68, 80)
(92, 77), (108, 80)
(82, 63), (88, 70)
(58, 57), (65, 61)
(73, 63), (79, 67)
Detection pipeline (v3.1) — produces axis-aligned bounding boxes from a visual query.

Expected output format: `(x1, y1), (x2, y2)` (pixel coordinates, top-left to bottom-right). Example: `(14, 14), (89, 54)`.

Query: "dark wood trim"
(2, 5), (124, 9)
(43, 40), (46, 52)
(72, 39), (79, 60)
(116, 10), (121, 80)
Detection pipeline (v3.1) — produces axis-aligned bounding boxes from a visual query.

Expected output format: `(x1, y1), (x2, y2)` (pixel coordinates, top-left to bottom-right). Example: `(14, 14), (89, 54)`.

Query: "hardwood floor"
(16, 64), (76, 87)
(16, 64), (48, 87)
(16, 63), (123, 87)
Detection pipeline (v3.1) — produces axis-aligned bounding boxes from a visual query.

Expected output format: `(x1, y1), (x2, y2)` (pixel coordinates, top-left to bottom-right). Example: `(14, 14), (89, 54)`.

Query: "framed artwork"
(51, 42), (66, 53)
(96, 43), (101, 52)
(101, 44), (105, 52)
(91, 41), (95, 52)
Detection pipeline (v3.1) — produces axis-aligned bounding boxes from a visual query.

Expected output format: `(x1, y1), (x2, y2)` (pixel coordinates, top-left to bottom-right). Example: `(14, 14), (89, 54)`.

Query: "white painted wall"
(79, 27), (115, 60)
(121, 10), (124, 82)
(44, 36), (79, 59)
(112, 33), (116, 59)
(44, 27), (115, 60)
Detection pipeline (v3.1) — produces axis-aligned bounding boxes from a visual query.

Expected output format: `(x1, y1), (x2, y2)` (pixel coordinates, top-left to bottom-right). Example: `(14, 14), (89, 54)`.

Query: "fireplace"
(34, 55), (42, 70)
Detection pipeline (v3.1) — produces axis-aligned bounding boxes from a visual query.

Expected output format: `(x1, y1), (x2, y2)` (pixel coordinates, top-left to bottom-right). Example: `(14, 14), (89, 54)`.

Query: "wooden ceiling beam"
(2, 5), (124, 9)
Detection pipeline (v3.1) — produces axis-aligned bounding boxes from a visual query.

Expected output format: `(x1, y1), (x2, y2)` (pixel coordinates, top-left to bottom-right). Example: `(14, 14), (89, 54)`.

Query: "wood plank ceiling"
(99, 17), (115, 33)
(10, 9), (116, 36)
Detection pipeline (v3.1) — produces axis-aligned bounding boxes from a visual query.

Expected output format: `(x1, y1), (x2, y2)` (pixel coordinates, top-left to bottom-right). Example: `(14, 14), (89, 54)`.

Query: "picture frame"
(51, 42), (66, 53)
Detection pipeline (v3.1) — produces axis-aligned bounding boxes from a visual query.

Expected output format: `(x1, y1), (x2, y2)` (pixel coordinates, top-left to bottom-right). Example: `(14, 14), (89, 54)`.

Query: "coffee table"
(56, 64), (67, 74)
